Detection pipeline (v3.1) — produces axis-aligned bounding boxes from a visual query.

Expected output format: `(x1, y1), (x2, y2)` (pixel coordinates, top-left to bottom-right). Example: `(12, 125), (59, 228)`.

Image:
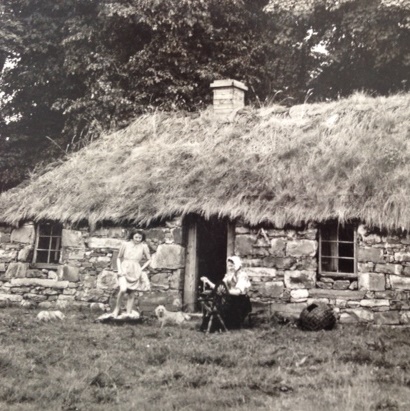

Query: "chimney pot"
(210, 79), (248, 117)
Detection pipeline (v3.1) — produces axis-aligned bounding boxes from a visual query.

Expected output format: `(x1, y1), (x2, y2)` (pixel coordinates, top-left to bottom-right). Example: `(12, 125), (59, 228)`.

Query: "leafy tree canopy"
(1, 0), (312, 190)
(266, 0), (410, 99)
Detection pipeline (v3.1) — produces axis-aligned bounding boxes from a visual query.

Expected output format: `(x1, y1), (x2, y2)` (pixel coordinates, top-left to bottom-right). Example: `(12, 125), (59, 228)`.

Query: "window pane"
(339, 225), (354, 242)
(49, 250), (60, 264)
(36, 250), (50, 263)
(339, 258), (354, 273)
(38, 236), (51, 250)
(322, 257), (338, 272)
(321, 241), (338, 257)
(51, 236), (61, 250)
(51, 225), (63, 237)
(320, 222), (356, 274)
(339, 242), (354, 258)
(39, 224), (53, 236)
(35, 223), (63, 264)
(321, 225), (337, 241)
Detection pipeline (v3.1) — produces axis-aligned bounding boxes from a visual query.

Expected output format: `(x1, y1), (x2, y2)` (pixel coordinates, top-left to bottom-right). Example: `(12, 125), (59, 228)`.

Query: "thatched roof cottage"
(0, 80), (409, 325)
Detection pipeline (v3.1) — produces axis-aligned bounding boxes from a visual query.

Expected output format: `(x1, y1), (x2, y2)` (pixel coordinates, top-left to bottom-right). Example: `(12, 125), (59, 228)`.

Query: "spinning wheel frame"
(199, 281), (230, 334)
(212, 281), (231, 310)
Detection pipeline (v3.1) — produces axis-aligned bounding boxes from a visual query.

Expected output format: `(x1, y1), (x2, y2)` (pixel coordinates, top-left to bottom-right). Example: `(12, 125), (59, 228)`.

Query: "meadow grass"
(0, 307), (409, 410)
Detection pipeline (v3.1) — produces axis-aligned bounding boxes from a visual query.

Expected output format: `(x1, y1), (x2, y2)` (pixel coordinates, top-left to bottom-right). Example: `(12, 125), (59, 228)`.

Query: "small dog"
(37, 310), (65, 322)
(154, 305), (191, 328)
(56, 300), (68, 310)
(21, 300), (34, 308)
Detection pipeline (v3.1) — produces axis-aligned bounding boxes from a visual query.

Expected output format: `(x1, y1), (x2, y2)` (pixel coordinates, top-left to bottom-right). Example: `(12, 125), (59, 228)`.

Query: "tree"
(266, 0), (410, 99)
(0, 0), (92, 190)
(2, 0), (408, 191)
(2, 0), (309, 190)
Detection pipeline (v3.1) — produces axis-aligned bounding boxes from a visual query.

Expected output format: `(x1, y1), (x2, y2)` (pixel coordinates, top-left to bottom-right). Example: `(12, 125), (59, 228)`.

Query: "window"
(33, 223), (63, 265)
(319, 221), (357, 277)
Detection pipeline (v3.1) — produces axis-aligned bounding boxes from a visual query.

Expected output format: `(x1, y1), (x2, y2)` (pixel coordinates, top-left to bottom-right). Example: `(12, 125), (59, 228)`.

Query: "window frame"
(32, 222), (63, 268)
(318, 222), (358, 279)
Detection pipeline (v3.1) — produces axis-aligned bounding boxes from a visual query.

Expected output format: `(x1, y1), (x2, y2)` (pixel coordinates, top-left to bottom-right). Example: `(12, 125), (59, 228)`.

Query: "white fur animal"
(21, 300), (33, 308)
(154, 305), (191, 328)
(37, 310), (65, 322)
(56, 300), (68, 310)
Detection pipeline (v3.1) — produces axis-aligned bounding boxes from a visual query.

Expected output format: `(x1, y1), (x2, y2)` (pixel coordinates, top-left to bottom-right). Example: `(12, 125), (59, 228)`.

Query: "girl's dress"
(118, 242), (151, 292)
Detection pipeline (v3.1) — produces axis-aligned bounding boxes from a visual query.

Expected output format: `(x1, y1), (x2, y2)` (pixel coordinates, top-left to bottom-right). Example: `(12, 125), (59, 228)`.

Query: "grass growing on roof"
(0, 92), (409, 229)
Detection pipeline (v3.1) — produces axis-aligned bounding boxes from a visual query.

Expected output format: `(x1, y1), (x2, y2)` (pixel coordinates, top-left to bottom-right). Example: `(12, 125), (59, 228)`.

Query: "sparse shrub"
(183, 373), (209, 389)
(375, 398), (399, 411)
(90, 372), (119, 405)
(339, 347), (373, 365)
(90, 371), (115, 389)
(189, 352), (235, 368)
(145, 345), (170, 366)
(0, 379), (46, 404)
(61, 387), (83, 411)
(0, 354), (13, 375)
(257, 356), (277, 367)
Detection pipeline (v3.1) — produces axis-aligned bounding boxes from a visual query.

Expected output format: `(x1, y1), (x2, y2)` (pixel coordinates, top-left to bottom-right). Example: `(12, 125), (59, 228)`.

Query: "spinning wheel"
(213, 281), (231, 309)
(199, 280), (252, 333)
(199, 281), (230, 334)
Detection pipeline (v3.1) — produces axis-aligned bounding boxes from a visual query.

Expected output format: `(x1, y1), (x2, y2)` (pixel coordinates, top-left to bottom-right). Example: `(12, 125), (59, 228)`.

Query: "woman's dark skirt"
(200, 293), (252, 333)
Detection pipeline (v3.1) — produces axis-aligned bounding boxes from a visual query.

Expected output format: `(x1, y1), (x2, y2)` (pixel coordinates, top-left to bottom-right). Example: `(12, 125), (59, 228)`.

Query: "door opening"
(197, 216), (228, 289)
(183, 215), (232, 311)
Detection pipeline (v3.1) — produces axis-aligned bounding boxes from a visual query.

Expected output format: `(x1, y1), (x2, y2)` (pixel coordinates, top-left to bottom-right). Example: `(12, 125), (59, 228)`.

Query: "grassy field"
(0, 307), (409, 411)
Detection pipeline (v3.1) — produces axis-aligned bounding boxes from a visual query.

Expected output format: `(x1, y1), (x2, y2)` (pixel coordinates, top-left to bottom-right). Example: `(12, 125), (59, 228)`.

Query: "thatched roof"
(1, 93), (409, 229)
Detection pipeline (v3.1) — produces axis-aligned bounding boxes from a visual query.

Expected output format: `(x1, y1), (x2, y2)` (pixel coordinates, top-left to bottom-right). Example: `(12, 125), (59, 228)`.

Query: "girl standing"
(113, 230), (151, 317)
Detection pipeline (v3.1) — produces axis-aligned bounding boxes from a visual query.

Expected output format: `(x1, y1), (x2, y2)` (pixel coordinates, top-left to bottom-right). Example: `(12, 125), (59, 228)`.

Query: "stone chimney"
(210, 79), (248, 117)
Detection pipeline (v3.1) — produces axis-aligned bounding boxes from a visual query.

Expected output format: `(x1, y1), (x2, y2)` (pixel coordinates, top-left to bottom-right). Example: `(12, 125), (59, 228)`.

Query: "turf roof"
(0, 92), (409, 229)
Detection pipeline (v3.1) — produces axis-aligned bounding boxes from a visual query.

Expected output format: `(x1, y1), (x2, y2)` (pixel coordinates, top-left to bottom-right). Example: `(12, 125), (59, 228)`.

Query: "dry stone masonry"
(235, 223), (410, 326)
(1, 218), (409, 326)
(0, 218), (185, 312)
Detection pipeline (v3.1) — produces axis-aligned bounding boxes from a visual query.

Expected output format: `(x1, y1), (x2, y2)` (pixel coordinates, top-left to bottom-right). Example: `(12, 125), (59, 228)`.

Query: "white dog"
(154, 305), (191, 328)
(37, 310), (65, 322)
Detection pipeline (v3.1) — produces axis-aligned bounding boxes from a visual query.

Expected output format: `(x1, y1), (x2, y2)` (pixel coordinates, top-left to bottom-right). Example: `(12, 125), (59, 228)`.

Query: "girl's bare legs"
(113, 290), (125, 317)
(126, 292), (135, 314)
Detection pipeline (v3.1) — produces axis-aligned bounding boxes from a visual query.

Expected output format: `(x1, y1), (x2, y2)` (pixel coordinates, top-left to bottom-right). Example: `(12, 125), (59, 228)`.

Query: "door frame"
(183, 215), (235, 312)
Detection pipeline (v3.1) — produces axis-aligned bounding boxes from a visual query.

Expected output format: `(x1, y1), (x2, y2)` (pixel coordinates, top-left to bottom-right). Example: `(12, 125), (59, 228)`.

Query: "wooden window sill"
(31, 263), (61, 270)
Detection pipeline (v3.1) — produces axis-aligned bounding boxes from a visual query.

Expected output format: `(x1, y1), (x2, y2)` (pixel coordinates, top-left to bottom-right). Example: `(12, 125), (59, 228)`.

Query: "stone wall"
(235, 223), (410, 326)
(0, 218), (185, 312)
(1, 217), (409, 325)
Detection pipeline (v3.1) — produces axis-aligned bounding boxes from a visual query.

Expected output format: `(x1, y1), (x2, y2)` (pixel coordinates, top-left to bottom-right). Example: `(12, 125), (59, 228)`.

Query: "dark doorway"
(197, 216), (228, 289)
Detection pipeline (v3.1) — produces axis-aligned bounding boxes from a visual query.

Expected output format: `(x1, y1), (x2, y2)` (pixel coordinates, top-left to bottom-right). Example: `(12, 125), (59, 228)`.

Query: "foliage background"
(0, 0), (409, 191)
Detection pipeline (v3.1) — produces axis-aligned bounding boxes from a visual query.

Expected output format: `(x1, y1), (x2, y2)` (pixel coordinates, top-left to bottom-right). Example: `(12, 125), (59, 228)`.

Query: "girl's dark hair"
(128, 230), (146, 241)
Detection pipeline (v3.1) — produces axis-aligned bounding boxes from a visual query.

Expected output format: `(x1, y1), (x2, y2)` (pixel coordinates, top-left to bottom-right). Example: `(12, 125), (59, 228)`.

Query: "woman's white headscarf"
(227, 256), (242, 271)
(226, 255), (250, 294)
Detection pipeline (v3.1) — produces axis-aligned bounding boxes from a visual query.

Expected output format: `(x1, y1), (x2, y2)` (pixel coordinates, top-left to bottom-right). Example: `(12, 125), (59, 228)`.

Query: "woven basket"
(299, 303), (336, 331)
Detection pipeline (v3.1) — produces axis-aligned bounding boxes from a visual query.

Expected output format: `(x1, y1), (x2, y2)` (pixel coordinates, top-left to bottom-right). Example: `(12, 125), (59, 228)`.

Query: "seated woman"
(200, 256), (252, 331)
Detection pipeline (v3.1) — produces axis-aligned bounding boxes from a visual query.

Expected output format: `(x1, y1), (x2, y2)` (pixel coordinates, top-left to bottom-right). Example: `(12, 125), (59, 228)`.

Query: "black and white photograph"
(0, 1), (409, 409)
